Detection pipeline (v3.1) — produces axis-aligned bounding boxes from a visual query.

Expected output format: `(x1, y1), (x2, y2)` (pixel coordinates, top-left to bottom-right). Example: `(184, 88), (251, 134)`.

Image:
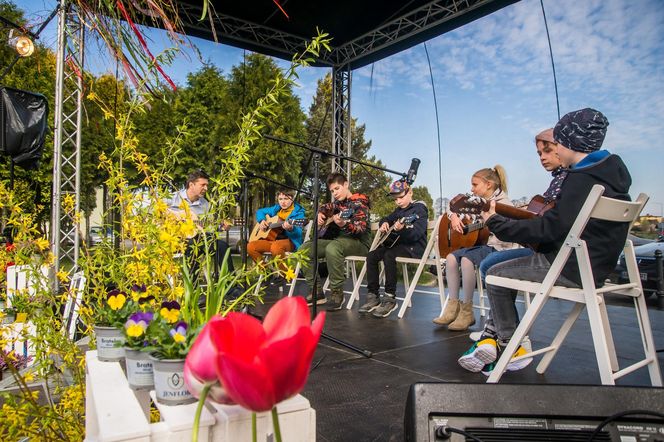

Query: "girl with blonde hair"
(433, 165), (517, 331)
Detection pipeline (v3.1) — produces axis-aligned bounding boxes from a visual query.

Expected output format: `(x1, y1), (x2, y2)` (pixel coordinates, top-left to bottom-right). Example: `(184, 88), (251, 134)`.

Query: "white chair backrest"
(301, 221), (313, 243)
(6, 265), (50, 308)
(63, 271), (86, 340)
(367, 222), (382, 252)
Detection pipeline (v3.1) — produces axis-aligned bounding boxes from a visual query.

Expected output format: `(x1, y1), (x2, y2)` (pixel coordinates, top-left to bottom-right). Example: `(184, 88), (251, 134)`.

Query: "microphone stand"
(263, 134), (413, 359)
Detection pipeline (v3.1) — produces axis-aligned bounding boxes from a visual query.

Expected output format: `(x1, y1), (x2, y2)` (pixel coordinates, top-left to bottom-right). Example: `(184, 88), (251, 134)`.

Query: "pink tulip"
(208, 296), (325, 412)
(184, 316), (234, 404)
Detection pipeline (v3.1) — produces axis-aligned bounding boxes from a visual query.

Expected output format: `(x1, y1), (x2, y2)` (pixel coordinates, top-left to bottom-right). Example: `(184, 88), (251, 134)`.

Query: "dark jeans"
(366, 243), (417, 295)
(485, 253), (578, 343)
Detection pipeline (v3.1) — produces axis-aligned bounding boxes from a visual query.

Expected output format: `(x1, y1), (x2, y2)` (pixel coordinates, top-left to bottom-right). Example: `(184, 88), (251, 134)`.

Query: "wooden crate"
(85, 351), (316, 441)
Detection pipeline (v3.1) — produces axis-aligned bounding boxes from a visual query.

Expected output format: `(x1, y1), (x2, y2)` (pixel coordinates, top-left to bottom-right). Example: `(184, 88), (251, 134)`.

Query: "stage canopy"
(167, 0), (519, 69)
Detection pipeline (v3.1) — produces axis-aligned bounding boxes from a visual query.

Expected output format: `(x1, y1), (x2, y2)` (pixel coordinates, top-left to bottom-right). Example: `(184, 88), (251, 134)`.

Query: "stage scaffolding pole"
(332, 65), (352, 179)
(51, 0), (85, 284)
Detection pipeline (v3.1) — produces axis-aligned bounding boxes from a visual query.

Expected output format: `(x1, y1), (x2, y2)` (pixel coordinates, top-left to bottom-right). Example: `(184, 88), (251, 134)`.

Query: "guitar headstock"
(449, 193), (489, 215)
(399, 214), (420, 226)
(339, 208), (355, 220)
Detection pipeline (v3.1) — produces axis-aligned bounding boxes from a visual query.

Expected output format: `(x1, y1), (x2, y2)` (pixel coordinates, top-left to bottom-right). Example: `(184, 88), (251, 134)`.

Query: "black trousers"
(366, 243), (417, 295)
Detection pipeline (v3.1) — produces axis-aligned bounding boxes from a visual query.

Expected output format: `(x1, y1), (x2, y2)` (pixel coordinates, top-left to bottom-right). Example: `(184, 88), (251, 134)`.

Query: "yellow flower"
(126, 324), (145, 338)
(179, 219), (196, 238)
(56, 269), (70, 284)
(24, 372), (34, 383)
(155, 199), (168, 216)
(284, 267), (296, 282)
(160, 308), (180, 323)
(107, 293), (126, 310)
(172, 333), (186, 344)
(34, 237), (50, 251)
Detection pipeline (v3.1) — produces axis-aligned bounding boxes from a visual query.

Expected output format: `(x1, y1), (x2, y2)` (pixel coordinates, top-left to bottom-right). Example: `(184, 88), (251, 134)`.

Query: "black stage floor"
(253, 281), (664, 442)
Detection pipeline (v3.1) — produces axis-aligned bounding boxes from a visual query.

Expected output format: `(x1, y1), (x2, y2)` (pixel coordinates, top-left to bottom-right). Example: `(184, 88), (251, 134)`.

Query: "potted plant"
(145, 300), (196, 405)
(122, 309), (155, 390)
(94, 288), (134, 362)
(1, 306), (16, 324)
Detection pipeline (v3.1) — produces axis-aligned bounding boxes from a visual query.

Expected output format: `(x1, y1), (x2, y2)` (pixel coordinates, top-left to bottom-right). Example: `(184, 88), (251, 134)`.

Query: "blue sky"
(19, 0), (664, 216)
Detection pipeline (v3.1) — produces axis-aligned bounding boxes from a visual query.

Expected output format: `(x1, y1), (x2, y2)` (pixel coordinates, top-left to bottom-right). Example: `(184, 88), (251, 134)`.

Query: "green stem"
(252, 412), (257, 442)
(271, 406), (282, 442)
(191, 383), (211, 442)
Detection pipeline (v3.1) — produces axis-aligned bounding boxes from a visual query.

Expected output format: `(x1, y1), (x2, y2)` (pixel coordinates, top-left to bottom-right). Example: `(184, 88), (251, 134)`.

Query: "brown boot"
(448, 301), (476, 331)
(432, 299), (460, 325)
(326, 289), (344, 311)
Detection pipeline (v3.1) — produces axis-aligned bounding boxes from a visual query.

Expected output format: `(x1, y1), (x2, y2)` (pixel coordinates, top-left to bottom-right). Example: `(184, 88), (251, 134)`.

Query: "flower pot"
(1, 313), (15, 324)
(94, 326), (126, 362)
(124, 348), (154, 390)
(150, 355), (195, 405)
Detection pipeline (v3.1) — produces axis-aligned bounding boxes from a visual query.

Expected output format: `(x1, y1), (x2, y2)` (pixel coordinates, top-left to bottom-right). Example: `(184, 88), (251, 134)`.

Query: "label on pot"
(97, 336), (125, 360)
(154, 368), (192, 402)
(126, 358), (154, 387)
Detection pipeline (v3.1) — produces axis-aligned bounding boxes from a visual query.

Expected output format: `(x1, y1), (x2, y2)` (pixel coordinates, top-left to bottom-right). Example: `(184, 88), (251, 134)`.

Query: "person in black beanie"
(458, 107), (632, 375)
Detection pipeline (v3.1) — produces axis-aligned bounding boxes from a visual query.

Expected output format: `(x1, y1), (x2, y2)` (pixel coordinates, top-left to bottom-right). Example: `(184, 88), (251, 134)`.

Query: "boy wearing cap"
(360, 180), (429, 318)
(458, 108), (632, 374)
(302, 172), (372, 311)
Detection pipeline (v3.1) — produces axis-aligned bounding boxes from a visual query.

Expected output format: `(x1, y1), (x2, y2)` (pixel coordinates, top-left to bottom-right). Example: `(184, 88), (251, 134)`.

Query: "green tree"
(0, 1), (57, 230)
(412, 185), (434, 216)
(221, 54), (307, 210)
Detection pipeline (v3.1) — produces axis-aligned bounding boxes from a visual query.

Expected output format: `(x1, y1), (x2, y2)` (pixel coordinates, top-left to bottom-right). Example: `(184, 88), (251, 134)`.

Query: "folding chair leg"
(476, 269), (487, 317)
(487, 292), (549, 383)
(253, 274), (264, 296)
(402, 263), (410, 297)
(536, 303), (584, 374)
(585, 292), (618, 385)
(598, 299), (619, 371)
(287, 262), (301, 297)
(397, 262), (426, 318)
(346, 263), (367, 309)
(634, 294), (663, 386)
(436, 263), (446, 316)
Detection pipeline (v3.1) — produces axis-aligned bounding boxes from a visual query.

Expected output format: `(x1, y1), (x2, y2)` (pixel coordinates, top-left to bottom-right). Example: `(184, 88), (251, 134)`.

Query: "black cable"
(423, 41), (444, 210)
(539, 0), (560, 121)
(587, 409), (664, 441)
(436, 426), (485, 442)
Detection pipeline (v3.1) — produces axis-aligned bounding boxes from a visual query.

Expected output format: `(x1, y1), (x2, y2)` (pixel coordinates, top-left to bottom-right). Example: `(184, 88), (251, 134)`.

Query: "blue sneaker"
(457, 338), (498, 372)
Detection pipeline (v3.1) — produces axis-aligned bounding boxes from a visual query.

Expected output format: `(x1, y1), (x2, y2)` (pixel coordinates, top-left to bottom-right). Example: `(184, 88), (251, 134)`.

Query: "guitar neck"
(494, 203), (537, 220)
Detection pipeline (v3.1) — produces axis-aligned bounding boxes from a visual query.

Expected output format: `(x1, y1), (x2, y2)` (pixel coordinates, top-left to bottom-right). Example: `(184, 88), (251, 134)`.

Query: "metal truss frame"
(331, 66), (352, 177)
(51, 0), (84, 276)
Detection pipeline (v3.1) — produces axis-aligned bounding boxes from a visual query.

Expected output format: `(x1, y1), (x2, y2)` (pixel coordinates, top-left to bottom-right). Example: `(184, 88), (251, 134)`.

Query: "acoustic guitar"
(374, 214), (420, 249)
(449, 193), (554, 219)
(438, 216), (490, 257)
(249, 216), (308, 242)
(445, 193), (555, 251)
(318, 207), (355, 239)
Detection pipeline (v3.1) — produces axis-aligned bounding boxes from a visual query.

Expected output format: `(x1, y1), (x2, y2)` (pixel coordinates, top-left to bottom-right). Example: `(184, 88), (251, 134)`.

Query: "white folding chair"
(287, 222), (313, 297)
(6, 264), (50, 307)
(63, 271), (86, 340)
(395, 215), (446, 318)
(344, 222), (383, 309)
(485, 185), (661, 386)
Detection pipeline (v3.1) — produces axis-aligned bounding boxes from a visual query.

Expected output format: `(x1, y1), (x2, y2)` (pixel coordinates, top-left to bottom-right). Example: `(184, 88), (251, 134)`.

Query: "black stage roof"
(172, 0), (520, 69)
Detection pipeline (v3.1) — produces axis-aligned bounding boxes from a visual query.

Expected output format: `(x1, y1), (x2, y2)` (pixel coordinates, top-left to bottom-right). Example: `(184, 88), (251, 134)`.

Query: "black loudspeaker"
(404, 383), (664, 442)
(0, 86), (49, 169)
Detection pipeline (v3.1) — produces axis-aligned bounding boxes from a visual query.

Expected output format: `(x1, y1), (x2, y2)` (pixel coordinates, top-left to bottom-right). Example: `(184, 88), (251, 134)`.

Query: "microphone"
(406, 158), (420, 185)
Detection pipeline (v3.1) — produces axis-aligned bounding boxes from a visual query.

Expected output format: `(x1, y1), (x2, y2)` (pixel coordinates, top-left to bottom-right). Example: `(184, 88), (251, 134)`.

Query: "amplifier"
(404, 383), (664, 442)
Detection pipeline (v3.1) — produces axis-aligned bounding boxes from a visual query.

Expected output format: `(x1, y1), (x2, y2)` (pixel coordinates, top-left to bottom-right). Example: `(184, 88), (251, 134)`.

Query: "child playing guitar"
(247, 189), (306, 285)
(360, 180), (428, 318)
(301, 172), (371, 311)
(432, 165), (518, 331)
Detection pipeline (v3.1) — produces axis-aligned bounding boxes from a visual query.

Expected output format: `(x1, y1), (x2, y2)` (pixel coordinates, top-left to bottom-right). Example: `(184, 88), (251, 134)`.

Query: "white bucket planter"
(94, 326), (125, 362)
(124, 348), (154, 390)
(150, 355), (195, 405)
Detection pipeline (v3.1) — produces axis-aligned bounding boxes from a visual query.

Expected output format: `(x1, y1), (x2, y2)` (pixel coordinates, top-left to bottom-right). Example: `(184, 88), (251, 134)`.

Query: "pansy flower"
(160, 300), (181, 323)
(169, 321), (188, 344)
(106, 289), (127, 311)
(130, 283), (147, 302)
(125, 311), (154, 337)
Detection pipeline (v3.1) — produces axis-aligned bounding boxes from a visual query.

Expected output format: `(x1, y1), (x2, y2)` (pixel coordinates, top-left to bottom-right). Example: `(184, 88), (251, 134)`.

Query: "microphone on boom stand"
(405, 158), (421, 185)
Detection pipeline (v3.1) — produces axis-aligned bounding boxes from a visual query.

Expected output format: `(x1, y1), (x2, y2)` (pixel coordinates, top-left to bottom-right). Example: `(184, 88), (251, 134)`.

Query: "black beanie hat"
(553, 108), (609, 153)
